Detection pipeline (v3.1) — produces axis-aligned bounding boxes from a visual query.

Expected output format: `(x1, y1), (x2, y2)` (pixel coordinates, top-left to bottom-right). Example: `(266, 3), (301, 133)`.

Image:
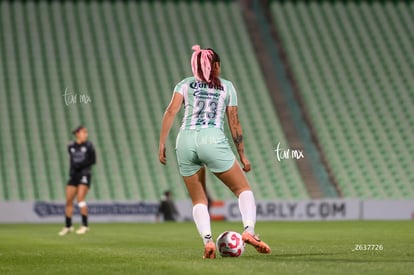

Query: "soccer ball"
(216, 231), (245, 257)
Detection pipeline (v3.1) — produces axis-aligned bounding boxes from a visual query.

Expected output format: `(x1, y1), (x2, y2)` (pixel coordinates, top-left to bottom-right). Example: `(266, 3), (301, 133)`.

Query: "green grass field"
(0, 221), (413, 275)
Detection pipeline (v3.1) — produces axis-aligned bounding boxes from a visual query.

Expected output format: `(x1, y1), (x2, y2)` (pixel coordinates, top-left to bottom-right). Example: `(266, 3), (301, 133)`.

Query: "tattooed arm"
(226, 106), (251, 172)
(226, 106), (244, 154)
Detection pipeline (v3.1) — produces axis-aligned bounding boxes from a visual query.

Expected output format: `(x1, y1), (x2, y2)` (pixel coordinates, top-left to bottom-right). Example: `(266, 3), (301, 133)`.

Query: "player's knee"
(78, 201), (87, 208)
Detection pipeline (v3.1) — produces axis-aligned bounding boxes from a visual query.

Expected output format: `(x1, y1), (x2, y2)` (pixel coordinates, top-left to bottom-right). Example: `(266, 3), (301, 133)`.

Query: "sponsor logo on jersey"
(190, 81), (224, 91)
(193, 90), (220, 99)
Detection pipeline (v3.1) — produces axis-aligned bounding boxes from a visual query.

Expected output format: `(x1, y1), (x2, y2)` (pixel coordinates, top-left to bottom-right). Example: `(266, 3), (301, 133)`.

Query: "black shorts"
(67, 173), (92, 187)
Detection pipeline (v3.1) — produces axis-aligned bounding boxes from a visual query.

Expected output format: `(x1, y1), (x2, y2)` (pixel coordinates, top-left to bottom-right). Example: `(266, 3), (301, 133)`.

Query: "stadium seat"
(271, 0), (414, 198)
(0, 1), (308, 201)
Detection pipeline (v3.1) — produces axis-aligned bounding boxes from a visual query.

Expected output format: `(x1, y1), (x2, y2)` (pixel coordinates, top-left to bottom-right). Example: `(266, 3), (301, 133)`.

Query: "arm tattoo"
(228, 108), (243, 147)
(233, 133), (243, 145)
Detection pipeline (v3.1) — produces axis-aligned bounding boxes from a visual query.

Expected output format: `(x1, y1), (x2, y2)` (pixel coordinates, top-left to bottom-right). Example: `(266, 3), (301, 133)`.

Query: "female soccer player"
(59, 126), (96, 236)
(159, 45), (271, 258)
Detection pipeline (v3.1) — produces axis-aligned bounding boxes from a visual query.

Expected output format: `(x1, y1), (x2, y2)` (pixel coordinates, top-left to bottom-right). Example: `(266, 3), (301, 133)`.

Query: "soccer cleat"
(203, 241), (216, 259)
(58, 226), (74, 236)
(76, 226), (89, 235)
(242, 232), (271, 254)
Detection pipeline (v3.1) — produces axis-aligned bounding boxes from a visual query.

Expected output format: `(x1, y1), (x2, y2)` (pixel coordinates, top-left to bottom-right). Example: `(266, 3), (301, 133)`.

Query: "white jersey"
(174, 77), (238, 130)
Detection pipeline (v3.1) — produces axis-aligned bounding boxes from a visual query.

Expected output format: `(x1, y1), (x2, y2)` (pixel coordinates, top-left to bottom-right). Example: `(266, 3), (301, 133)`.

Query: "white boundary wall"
(0, 199), (413, 223)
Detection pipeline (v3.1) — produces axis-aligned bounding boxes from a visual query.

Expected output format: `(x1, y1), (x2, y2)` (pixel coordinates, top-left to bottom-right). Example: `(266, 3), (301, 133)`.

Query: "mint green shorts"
(175, 128), (236, 177)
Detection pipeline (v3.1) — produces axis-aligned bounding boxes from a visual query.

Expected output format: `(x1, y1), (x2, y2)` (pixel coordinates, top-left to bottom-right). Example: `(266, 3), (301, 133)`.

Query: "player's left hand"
(159, 144), (167, 165)
(240, 155), (251, 172)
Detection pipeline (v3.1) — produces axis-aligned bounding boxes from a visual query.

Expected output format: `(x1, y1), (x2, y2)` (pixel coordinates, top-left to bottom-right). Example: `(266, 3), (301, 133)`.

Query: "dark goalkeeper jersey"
(68, 141), (96, 176)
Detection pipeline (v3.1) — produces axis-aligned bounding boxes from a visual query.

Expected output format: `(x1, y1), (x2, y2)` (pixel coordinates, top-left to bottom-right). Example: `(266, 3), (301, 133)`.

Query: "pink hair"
(191, 45), (214, 83)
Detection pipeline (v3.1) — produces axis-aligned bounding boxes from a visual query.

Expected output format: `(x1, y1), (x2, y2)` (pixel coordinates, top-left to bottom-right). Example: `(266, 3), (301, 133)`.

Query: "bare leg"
(183, 168), (208, 205)
(214, 161), (254, 230)
(198, 167), (213, 212)
(76, 184), (89, 229)
(65, 185), (77, 219)
(214, 161), (271, 253)
(183, 168), (215, 258)
(199, 166), (208, 198)
(76, 184), (89, 216)
(213, 161), (251, 197)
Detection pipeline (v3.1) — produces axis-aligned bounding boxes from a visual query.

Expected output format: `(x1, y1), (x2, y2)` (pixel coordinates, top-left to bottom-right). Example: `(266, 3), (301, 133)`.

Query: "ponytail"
(191, 45), (221, 88)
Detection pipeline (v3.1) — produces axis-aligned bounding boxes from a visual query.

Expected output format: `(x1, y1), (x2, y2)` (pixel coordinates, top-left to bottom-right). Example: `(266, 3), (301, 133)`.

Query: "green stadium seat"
(271, 0), (414, 199)
(0, 1), (308, 201)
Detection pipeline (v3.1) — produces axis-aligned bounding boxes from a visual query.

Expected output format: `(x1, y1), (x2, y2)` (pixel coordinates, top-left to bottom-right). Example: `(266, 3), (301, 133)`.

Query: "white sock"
(192, 203), (212, 244)
(238, 190), (256, 235)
